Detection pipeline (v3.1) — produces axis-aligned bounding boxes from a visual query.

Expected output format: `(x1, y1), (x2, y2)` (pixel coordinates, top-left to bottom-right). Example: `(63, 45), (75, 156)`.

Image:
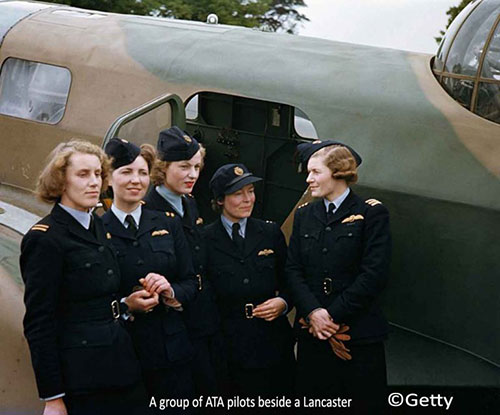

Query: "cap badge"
(234, 166), (244, 176)
(120, 139), (128, 143)
(183, 135), (192, 143)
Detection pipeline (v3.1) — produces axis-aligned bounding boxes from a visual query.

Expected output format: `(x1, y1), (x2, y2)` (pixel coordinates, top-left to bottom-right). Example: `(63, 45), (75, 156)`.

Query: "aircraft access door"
(185, 92), (313, 225)
(103, 93), (186, 148)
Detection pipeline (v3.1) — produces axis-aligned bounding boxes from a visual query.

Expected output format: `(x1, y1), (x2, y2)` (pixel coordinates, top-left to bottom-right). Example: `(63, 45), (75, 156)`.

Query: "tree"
(435, 0), (473, 44)
(44, 0), (309, 34)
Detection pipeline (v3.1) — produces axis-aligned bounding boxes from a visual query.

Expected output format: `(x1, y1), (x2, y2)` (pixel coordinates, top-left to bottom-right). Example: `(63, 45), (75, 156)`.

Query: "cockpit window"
(481, 22), (500, 80)
(432, 0), (500, 125)
(0, 58), (71, 124)
(443, 2), (498, 76)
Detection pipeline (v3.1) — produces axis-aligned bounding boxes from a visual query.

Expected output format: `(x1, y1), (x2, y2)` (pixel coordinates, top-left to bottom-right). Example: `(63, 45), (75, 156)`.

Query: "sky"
(297, 0), (459, 54)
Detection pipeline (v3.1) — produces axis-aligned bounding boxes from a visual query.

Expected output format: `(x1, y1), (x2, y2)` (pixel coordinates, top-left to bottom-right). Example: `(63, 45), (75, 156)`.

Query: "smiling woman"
(21, 140), (147, 415)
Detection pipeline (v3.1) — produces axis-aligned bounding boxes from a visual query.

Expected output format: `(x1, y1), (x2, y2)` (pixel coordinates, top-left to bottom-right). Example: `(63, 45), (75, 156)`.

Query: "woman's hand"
(140, 273), (174, 298)
(125, 289), (159, 313)
(308, 308), (339, 340)
(43, 398), (67, 415)
(252, 298), (286, 321)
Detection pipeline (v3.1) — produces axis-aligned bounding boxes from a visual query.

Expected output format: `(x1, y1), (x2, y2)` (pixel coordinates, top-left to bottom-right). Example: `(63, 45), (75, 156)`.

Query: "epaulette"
(139, 200), (146, 205)
(196, 217), (204, 225)
(298, 202), (309, 209)
(165, 211), (176, 218)
(365, 198), (382, 207)
(30, 224), (49, 232)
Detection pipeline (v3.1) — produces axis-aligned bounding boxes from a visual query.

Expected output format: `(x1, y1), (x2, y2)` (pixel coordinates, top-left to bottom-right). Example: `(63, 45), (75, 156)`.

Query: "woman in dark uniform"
(21, 140), (151, 415)
(102, 138), (197, 407)
(286, 140), (391, 413)
(204, 163), (295, 397)
(143, 126), (223, 396)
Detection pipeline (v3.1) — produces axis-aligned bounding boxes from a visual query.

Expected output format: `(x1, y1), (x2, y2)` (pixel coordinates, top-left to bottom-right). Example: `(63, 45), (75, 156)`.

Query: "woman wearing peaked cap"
(286, 140), (391, 413)
(20, 140), (147, 415)
(204, 163), (295, 397)
(103, 138), (198, 411)
(142, 126), (224, 396)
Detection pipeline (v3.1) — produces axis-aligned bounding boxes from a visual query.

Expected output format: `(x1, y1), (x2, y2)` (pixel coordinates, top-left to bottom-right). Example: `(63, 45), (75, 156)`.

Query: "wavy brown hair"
(312, 145), (358, 185)
(36, 139), (111, 203)
(150, 144), (206, 186)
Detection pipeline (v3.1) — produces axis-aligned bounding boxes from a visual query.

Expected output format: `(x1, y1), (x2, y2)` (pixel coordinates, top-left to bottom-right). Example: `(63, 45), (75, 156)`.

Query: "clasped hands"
(252, 297), (287, 321)
(300, 308), (352, 361)
(125, 272), (179, 313)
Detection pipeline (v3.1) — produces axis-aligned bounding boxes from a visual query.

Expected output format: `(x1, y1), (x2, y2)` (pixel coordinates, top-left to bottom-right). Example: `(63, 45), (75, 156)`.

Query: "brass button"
(84, 263), (91, 268)
(107, 269), (114, 275)
(194, 245), (200, 251)
(132, 241), (139, 247)
(98, 246), (105, 252)
(325, 227), (332, 232)
(137, 259), (144, 265)
(322, 248), (328, 254)
(243, 278), (249, 284)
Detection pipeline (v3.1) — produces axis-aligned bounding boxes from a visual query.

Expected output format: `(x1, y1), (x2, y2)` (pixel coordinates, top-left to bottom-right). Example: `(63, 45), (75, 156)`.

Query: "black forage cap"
(105, 138), (141, 169)
(209, 163), (262, 199)
(157, 126), (200, 162)
(297, 140), (362, 172)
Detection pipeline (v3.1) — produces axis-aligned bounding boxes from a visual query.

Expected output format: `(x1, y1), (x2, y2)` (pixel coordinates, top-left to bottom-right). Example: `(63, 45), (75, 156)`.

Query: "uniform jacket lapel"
(243, 218), (265, 258)
(209, 219), (242, 260)
(136, 210), (157, 238)
(52, 204), (99, 245)
(102, 210), (135, 240)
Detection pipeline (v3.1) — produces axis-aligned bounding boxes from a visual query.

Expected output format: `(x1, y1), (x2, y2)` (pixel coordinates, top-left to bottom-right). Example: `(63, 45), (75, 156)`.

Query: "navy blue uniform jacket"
(20, 204), (141, 399)
(286, 191), (391, 344)
(143, 189), (220, 337)
(102, 208), (197, 369)
(204, 218), (294, 369)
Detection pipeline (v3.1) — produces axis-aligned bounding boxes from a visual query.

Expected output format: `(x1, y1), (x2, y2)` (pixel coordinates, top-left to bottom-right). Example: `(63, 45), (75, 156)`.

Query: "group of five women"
(21, 127), (391, 415)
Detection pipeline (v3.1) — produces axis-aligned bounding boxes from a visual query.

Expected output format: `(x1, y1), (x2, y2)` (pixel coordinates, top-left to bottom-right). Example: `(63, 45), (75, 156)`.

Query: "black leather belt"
(63, 296), (122, 322)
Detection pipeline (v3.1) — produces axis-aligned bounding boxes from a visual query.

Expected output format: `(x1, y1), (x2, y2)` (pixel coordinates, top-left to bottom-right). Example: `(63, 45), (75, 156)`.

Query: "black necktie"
(232, 222), (245, 253)
(89, 215), (97, 238)
(125, 214), (138, 236)
(327, 202), (336, 222)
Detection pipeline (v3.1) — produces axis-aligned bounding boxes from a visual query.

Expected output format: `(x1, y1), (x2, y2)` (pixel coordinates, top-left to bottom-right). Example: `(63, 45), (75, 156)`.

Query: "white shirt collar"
(58, 203), (92, 229)
(323, 187), (350, 213)
(111, 203), (142, 228)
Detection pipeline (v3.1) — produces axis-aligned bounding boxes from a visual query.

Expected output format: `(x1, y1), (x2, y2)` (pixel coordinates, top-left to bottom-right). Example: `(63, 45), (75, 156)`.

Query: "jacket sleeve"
(327, 203), (391, 322)
(170, 217), (197, 305)
(20, 230), (64, 399)
(272, 223), (293, 311)
(285, 210), (322, 318)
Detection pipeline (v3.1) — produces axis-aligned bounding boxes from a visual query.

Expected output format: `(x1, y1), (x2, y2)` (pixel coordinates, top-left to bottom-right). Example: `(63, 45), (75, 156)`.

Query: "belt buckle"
(111, 300), (120, 319)
(245, 303), (254, 319)
(196, 274), (203, 291)
(323, 278), (333, 295)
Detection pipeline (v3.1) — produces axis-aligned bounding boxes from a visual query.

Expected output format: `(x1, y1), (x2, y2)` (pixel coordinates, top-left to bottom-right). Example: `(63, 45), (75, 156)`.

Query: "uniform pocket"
(65, 252), (102, 271)
(149, 236), (175, 254)
(60, 322), (113, 348)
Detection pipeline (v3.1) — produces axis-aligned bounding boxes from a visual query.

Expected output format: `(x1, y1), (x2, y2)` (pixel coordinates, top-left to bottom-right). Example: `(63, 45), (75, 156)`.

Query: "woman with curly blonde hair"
(21, 139), (149, 415)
